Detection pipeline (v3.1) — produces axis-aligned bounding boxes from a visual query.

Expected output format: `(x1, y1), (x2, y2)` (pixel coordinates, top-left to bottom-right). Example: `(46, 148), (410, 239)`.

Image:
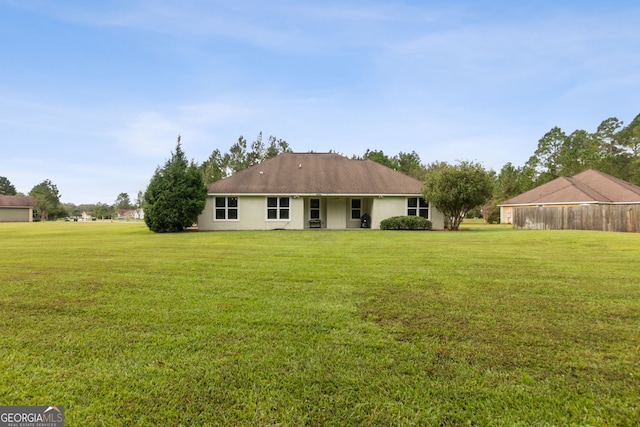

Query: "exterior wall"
(429, 206), (445, 230)
(198, 196), (304, 231)
(371, 198), (404, 229)
(0, 207), (33, 222)
(500, 206), (514, 224)
(370, 197), (445, 230)
(198, 194), (446, 230)
(326, 198), (347, 229)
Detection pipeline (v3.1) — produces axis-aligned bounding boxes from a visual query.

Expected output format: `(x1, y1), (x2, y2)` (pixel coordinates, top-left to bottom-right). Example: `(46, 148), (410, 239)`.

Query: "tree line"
(0, 176), (144, 221)
(3, 113), (638, 227)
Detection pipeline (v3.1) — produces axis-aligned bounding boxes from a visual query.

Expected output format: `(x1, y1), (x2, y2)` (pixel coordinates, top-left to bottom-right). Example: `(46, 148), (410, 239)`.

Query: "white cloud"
(113, 111), (181, 157)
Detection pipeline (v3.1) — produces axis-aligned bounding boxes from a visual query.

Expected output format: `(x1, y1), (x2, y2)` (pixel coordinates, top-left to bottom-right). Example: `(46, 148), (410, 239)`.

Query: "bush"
(380, 216), (432, 230)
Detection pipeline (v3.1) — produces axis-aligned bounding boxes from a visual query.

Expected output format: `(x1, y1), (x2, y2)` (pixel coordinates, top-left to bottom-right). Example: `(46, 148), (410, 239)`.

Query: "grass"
(0, 221), (639, 426)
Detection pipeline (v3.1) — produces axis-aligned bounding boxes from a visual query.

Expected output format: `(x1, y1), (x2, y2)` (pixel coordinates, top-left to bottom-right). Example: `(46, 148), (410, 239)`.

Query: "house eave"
(498, 200), (640, 207)
(208, 192), (422, 197)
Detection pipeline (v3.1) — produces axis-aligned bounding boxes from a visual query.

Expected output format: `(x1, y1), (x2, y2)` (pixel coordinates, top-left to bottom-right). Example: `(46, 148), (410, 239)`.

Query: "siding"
(0, 207), (32, 222)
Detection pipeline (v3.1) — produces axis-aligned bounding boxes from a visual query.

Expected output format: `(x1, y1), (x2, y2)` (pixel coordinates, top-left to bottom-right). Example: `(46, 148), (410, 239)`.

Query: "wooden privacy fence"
(513, 204), (640, 232)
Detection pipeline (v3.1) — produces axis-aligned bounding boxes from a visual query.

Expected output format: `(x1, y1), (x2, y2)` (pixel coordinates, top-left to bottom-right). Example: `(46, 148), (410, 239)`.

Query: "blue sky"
(2, 0), (639, 204)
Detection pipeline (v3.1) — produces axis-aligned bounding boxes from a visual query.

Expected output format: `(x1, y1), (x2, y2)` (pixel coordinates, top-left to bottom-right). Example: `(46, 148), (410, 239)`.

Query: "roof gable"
(208, 152), (423, 195)
(503, 169), (640, 205)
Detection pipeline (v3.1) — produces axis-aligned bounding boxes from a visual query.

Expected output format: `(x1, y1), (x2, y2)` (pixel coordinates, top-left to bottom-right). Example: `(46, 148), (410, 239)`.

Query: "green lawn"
(1, 222), (639, 426)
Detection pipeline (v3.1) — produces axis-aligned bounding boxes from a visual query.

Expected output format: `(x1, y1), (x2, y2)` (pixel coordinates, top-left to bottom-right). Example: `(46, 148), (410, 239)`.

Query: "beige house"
(499, 169), (640, 229)
(0, 195), (35, 222)
(197, 152), (444, 231)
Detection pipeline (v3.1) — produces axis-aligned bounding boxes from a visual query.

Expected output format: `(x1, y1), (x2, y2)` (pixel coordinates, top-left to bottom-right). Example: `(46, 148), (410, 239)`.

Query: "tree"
(595, 117), (624, 175)
(135, 191), (144, 209)
(495, 162), (529, 202)
(200, 133), (291, 185)
(616, 114), (640, 185)
(361, 149), (397, 169)
(227, 136), (250, 174)
(558, 129), (600, 176)
(422, 161), (494, 230)
(144, 137), (207, 232)
(200, 148), (228, 185)
(265, 135), (291, 159)
(617, 113), (640, 158)
(396, 151), (425, 179)
(115, 193), (133, 210)
(0, 176), (17, 195)
(93, 202), (112, 220)
(29, 179), (65, 221)
(527, 126), (567, 185)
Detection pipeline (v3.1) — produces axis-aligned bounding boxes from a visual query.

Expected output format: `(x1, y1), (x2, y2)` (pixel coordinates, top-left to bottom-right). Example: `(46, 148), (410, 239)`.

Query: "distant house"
(499, 169), (640, 231)
(117, 208), (144, 220)
(133, 208), (144, 220)
(117, 209), (135, 220)
(0, 195), (35, 222)
(197, 152), (444, 231)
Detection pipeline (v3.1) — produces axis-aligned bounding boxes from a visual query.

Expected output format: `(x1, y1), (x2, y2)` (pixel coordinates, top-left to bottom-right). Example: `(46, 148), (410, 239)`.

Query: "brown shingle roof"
(0, 195), (35, 207)
(208, 152), (423, 195)
(503, 169), (640, 205)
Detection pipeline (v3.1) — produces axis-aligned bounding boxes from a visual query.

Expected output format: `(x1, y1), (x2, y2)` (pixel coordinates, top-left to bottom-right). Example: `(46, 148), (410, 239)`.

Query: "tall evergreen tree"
(144, 137), (207, 233)
(594, 117), (624, 176)
(527, 126), (567, 185)
(0, 176), (17, 195)
(114, 193), (133, 210)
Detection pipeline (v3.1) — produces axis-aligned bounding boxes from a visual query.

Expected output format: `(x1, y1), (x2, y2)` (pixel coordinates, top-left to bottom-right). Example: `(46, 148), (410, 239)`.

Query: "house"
(117, 209), (136, 220)
(197, 152), (444, 230)
(0, 195), (35, 222)
(499, 169), (640, 231)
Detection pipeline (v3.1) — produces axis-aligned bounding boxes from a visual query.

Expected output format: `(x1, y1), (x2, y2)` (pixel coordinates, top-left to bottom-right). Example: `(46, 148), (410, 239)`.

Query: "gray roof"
(0, 195), (35, 207)
(503, 169), (640, 205)
(208, 152), (423, 195)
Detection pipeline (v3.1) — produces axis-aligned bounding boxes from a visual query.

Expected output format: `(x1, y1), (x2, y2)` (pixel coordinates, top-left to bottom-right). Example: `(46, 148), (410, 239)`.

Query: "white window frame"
(214, 196), (239, 221)
(407, 197), (429, 219)
(309, 198), (321, 220)
(266, 197), (290, 221)
(350, 198), (362, 221)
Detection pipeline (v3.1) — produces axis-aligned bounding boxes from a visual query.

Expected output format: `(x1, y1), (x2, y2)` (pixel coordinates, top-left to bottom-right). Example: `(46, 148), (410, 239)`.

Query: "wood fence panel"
(513, 205), (640, 232)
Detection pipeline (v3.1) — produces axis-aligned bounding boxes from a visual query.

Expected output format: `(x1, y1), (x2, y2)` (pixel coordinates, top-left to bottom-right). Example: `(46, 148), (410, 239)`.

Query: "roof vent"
(299, 164), (302, 169)
(260, 171), (264, 175)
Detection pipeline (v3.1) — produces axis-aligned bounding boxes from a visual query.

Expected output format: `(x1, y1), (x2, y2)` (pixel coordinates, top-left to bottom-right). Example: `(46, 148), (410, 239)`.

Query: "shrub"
(380, 216), (432, 230)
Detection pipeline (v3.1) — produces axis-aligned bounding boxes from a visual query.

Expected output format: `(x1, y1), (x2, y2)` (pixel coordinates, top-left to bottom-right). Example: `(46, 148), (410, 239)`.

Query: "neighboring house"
(197, 152), (445, 230)
(117, 209), (135, 220)
(499, 169), (640, 231)
(0, 195), (35, 222)
(116, 209), (144, 220)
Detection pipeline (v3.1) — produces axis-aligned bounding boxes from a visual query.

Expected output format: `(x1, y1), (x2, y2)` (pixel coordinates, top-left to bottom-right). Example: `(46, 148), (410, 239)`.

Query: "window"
(351, 199), (361, 220)
(215, 197), (238, 220)
(267, 197), (290, 220)
(310, 198), (320, 219)
(407, 197), (429, 218)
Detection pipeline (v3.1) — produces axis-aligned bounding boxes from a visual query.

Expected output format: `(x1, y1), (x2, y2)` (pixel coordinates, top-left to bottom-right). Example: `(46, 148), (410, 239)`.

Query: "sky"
(1, 0), (639, 204)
